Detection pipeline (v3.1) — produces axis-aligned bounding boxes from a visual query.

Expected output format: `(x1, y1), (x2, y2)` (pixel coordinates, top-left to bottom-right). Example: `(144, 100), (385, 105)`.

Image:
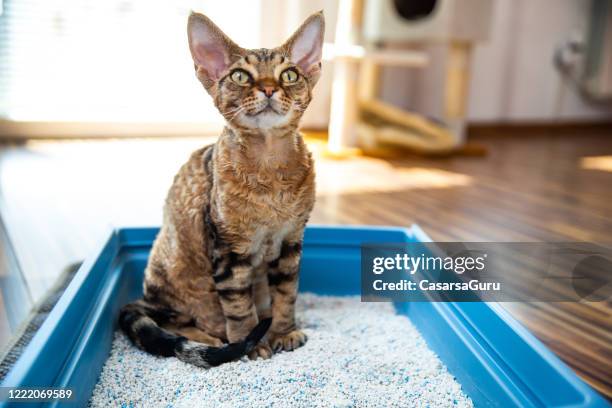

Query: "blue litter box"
(1, 225), (608, 407)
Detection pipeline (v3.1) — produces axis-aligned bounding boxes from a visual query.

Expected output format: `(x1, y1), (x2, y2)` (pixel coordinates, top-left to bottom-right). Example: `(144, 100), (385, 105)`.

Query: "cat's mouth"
(260, 106), (277, 114)
(247, 101), (282, 117)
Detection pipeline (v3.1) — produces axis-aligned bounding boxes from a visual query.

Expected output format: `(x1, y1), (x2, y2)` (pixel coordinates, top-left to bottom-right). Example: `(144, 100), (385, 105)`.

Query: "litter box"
(1, 225), (608, 407)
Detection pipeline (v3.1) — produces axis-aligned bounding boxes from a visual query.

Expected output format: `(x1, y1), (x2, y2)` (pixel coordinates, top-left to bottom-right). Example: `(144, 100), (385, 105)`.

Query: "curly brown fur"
(119, 11), (324, 366)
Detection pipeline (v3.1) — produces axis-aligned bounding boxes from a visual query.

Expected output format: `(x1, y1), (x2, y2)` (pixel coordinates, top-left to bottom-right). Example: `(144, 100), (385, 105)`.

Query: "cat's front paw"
(247, 341), (273, 360)
(270, 330), (307, 352)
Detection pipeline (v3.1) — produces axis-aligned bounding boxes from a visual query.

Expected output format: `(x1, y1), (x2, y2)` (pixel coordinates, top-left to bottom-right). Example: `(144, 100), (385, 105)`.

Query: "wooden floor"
(0, 128), (610, 398)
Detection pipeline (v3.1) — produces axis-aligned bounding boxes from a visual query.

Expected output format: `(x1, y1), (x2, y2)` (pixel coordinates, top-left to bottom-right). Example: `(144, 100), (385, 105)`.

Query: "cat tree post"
(328, 0), (362, 154)
(443, 41), (472, 145)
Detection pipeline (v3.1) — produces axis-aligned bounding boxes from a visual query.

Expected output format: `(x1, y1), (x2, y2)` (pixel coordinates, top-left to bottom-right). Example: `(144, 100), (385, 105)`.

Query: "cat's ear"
(283, 11), (325, 82)
(188, 12), (242, 84)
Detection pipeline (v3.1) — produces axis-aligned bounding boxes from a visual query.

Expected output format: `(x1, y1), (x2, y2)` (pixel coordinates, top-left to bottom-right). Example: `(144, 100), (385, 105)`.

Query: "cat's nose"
(261, 86), (277, 98)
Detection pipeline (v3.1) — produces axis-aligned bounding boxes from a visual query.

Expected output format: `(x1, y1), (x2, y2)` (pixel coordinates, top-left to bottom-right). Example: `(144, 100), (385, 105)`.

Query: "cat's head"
(187, 11), (324, 130)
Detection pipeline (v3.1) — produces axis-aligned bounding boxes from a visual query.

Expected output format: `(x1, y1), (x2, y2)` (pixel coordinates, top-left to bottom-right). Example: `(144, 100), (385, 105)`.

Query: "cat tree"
(326, 0), (492, 155)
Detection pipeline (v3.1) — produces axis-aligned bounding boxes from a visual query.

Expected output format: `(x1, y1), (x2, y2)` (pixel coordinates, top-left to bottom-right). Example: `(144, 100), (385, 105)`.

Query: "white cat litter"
(89, 294), (473, 408)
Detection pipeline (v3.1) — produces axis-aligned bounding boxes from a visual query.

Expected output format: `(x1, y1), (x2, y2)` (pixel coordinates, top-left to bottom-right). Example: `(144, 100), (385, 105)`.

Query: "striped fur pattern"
(119, 301), (271, 367)
(118, 11), (323, 366)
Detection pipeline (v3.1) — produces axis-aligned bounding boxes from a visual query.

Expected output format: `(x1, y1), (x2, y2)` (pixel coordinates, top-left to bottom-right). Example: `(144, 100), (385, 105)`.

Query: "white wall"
(466, 0), (612, 122)
(381, 0), (612, 123)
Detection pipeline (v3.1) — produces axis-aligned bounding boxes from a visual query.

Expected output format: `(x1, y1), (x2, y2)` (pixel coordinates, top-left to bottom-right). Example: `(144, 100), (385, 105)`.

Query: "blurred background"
(1, 0), (611, 133)
(0, 0), (610, 399)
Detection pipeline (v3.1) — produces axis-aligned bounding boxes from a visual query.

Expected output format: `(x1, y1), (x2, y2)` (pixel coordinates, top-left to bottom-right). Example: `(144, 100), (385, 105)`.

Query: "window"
(0, 0), (262, 124)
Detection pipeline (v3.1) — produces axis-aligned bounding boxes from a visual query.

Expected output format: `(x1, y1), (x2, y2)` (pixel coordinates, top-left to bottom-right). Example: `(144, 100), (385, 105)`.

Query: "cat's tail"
(118, 300), (271, 368)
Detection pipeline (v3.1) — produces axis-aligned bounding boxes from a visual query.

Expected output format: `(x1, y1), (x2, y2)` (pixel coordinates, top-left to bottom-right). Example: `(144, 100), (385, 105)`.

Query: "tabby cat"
(119, 11), (324, 367)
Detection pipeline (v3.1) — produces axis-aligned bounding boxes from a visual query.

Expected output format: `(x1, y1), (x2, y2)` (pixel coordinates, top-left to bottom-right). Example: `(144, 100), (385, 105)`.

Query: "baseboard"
(467, 121), (612, 137)
(0, 121), (223, 141)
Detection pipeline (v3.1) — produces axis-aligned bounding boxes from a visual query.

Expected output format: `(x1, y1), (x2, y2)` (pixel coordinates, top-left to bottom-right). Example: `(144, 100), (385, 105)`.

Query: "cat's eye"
(281, 69), (299, 83)
(230, 69), (251, 85)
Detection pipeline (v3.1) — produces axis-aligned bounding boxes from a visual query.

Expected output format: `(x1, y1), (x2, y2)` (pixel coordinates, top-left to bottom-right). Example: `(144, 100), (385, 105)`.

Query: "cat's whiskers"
(220, 105), (243, 116)
(225, 106), (246, 122)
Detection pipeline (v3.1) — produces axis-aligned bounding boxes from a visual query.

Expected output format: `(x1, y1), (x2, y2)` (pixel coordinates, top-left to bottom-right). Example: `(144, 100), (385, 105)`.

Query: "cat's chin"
(239, 109), (290, 130)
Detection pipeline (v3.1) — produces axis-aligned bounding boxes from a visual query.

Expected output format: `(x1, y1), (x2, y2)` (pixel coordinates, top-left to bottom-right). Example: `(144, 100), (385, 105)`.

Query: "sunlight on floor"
(23, 137), (473, 200)
(316, 158), (472, 195)
(305, 136), (473, 195)
(581, 156), (612, 172)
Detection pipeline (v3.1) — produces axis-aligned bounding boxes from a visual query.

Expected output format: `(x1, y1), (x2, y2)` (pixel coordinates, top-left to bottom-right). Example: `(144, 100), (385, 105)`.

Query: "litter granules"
(89, 294), (473, 407)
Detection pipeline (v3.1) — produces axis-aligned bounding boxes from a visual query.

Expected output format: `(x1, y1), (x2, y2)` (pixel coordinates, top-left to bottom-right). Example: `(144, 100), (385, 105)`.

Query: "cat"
(119, 10), (323, 368)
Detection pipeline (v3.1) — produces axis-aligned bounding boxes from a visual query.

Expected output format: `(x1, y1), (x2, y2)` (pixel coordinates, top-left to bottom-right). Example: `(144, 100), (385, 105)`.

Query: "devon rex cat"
(119, 10), (323, 367)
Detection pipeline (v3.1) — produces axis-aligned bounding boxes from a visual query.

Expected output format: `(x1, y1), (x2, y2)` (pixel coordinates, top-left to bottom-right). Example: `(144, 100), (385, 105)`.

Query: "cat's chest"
(248, 222), (294, 267)
(254, 185), (305, 214)
(215, 178), (309, 265)
(222, 171), (311, 220)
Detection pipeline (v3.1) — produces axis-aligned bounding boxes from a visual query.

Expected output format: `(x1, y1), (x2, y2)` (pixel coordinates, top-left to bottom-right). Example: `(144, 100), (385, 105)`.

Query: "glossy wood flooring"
(0, 129), (610, 398)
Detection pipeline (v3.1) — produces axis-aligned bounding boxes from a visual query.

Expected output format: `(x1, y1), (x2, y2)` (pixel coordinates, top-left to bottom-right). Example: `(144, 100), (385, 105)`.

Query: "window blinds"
(0, 0), (262, 123)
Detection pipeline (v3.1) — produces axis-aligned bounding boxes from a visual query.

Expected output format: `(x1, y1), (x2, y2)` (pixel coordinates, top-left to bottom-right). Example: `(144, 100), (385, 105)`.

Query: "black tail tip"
(246, 318), (272, 345)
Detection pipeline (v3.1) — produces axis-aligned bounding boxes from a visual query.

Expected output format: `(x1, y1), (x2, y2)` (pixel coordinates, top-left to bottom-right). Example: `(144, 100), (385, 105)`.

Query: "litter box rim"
(0, 225), (608, 408)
